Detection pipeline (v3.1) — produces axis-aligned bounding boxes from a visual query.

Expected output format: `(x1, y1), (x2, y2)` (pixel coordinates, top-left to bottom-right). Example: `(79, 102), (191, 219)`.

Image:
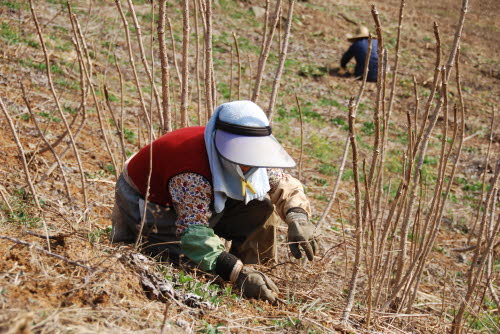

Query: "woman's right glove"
(235, 267), (279, 303)
(215, 251), (279, 303)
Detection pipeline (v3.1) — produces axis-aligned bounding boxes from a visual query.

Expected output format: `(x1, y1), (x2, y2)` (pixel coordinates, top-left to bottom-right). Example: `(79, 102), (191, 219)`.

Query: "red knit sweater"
(126, 126), (213, 206)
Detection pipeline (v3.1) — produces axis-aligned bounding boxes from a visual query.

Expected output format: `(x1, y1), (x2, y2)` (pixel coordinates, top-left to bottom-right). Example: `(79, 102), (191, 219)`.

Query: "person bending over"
(340, 25), (378, 82)
(111, 100), (318, 303)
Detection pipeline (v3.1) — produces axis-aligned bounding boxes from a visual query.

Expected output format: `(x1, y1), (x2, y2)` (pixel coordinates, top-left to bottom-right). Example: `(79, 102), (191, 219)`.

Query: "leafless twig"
(252, 0), (281, 103)
(20, 82), (72, 205)
(341, 98), (363, 324)
(115, 0), (152, 128)
(180, 0), (190, 127)
(232, 32), (242, 101)
(126, 0), (164, 128)
(267, 0), (295, 121)
(295, 94), (304, 181)
(316, 135), (349, 231)
(167, 17), (182, 89)
(1, 98), (50, 251)
(158, 0), (172, 132)
(31, 0), (88, 220)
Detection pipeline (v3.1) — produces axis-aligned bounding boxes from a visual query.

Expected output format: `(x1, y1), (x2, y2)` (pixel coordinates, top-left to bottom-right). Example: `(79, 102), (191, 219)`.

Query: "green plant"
(284, 58), (299, 69)
(104, 164), (116, 175)
(306, 133), (335, 162)
(88, 226), (112, 243)
(319, 163), (337, 176)
(341, 168), (354, 181)
(55, 78), (79, 90)
(0, 1), (23, 10)
(37, 111), (61, 123)
(386, 152), (403, 173)
(272, 317), (301, 329)
(423, 156), (438, 166)
(464, 310), (500, 331)
(85, 170), (106, 180)
(312, 194), (328, 202)
(217, 82), (230, 99)
(55, 41), (72, 52)
(462, 181), (484, 192)
(171, 271), (239, 307)
(200, 322), (222, 334)
(123, 128), (137, 144)
(298, 64), (327, 78)
(361, 121), (375, 135)
(0, 22), (18, 44)
(19, 59), (64, 74)
(312, 176), (328, 186)
(1, 189), (42, 228)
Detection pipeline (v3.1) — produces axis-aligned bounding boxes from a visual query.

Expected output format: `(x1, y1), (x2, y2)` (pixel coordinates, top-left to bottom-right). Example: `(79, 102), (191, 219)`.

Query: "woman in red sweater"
(111, 100), (317, 303)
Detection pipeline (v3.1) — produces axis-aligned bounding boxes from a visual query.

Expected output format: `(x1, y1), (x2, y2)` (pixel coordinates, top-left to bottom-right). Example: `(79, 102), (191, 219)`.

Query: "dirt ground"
(0, 0), (498, 333)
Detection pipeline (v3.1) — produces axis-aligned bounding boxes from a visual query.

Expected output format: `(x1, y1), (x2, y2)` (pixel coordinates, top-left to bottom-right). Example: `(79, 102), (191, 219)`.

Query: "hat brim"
(214, 130), (296, 168)
(346, 33), (370, 42)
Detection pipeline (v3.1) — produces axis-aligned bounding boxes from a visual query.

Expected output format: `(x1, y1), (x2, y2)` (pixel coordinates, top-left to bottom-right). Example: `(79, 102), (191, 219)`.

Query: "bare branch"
(252, 0), (281, 102)
(180, 0), (190, 127)
(31, 0), (88, 216)
(114, 0), (152, 127)
(0, 98), (50, 251)
(20, 82), (72, 205)
(158, 0), (172, 132)
(267, 0), (295, 121)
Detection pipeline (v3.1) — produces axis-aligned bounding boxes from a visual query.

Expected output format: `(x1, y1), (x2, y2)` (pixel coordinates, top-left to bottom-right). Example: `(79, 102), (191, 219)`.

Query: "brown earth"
(0, 0), (498, 333)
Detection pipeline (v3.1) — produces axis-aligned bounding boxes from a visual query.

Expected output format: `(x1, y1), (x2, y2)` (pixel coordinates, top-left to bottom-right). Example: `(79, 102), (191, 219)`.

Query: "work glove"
(235, 267), (279, 304)
(215, 252), (279, 303)
(286, 210), (318, 261)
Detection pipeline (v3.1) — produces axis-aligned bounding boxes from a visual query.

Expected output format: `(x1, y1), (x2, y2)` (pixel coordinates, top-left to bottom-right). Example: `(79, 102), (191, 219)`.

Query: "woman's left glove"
(286, 210), (318, 261)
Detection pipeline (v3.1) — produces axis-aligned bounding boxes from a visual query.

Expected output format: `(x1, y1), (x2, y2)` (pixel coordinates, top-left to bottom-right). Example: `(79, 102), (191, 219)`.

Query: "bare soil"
(0, 0), (498, 333)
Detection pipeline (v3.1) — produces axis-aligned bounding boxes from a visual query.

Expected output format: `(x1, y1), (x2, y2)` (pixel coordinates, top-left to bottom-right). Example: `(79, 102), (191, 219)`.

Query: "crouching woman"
(111, 100), (318, 303)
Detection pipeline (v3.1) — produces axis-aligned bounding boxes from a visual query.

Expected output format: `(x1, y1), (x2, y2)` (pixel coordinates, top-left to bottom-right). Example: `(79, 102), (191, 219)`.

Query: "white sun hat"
(212, 100), (295, 168)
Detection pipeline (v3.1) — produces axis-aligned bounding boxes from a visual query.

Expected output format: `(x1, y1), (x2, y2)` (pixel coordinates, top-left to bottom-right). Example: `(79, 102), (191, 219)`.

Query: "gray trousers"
(111, 174), (279, 264)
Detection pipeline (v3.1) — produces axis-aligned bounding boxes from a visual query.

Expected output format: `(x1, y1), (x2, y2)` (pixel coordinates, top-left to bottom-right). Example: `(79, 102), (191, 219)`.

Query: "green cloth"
(180, 224), (225, 271)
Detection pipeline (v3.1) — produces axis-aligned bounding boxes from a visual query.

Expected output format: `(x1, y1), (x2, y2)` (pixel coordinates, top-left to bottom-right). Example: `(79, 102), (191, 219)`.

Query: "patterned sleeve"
(268, 168), (286, 192)
(168, 173), (213, 236)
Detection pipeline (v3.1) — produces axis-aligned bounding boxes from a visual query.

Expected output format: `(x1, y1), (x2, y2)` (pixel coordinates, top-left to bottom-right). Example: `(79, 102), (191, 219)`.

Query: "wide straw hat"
(346, 25), (370, 42)
(213, 101), (296, 168)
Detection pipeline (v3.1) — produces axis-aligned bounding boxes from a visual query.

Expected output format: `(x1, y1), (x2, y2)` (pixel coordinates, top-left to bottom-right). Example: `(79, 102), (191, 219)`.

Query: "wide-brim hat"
(213, 101), (296, 168)
(346, 25), (370, 42)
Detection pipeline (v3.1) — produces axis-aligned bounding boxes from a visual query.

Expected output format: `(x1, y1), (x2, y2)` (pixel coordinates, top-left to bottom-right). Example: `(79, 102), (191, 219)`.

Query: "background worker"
(111, 100), (318, 303)
(340, 25), (379, 82)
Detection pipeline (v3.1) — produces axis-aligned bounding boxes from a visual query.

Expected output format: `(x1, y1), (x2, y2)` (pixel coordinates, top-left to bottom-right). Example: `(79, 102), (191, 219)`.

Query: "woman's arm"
(169, 173), (224, 271)
(267, 168), (311, 220)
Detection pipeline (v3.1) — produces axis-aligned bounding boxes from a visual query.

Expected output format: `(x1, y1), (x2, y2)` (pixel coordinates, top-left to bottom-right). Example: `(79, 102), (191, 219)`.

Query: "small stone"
(251, 6), (266, 19)
(457, 254), (466, 263)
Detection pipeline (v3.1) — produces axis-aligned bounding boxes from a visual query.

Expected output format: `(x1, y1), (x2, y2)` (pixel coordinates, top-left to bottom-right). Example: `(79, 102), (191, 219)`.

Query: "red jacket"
(127, 126), (212, 206)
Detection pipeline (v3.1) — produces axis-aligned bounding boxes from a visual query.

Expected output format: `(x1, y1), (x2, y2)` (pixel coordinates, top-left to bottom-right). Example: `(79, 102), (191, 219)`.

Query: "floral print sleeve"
(267, 168), (285, 192)
(168, 173), (213, 236)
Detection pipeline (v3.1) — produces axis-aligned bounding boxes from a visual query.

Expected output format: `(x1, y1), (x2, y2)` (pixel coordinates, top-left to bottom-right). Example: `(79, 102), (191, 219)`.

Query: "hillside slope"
(0, 0), (498, 333)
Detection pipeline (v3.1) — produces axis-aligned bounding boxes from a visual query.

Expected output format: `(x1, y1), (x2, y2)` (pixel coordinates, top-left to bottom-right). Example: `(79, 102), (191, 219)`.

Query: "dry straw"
(3, 0), (495, 332)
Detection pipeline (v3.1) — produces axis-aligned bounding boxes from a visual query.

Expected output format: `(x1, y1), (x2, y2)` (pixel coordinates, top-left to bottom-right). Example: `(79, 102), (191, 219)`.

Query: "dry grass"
(0, 0), (498, 333)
